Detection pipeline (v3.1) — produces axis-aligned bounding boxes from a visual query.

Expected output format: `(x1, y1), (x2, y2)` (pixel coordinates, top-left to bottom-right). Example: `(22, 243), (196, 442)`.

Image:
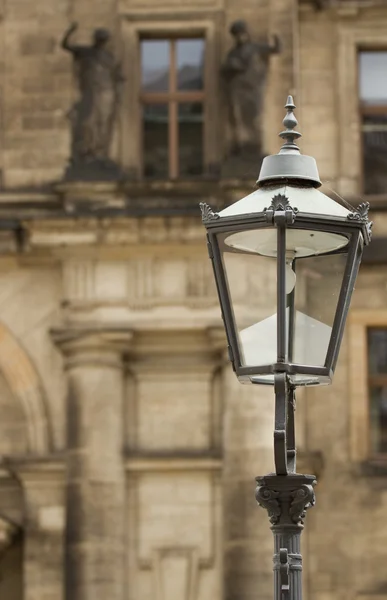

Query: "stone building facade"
(0, 1), (387, 600)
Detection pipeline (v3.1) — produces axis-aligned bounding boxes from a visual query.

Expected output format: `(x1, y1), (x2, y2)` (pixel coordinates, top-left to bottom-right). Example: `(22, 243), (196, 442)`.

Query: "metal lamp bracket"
(279, 548), (290, 600)
(265, 194), (298, 225)
(274, 373), (296, 475)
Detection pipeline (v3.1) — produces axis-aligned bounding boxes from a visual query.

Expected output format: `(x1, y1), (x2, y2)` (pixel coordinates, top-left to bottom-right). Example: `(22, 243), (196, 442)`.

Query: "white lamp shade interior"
(239, 309), (332, 368)
(224, 228), (348, 257)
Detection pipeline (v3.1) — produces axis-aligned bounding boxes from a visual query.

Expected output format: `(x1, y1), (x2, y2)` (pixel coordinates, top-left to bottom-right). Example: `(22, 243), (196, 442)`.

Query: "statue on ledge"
(61, 23), (124, 180)
(221, 20), (281, 176)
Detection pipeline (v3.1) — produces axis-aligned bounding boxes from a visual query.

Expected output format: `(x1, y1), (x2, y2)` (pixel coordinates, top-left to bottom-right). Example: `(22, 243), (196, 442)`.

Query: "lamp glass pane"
(291, 250), (348, 369)
(222, 242), (277, 368)
(219, 225), (352, 386)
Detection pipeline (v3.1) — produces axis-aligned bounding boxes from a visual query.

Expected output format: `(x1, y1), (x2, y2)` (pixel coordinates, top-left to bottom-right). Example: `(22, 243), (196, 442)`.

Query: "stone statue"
(61, 23), (124, 180)
(221, 20), (281, 160)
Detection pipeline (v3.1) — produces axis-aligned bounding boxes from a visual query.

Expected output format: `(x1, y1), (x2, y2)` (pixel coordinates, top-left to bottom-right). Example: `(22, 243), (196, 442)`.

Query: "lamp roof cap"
(257, 95), (321, 187)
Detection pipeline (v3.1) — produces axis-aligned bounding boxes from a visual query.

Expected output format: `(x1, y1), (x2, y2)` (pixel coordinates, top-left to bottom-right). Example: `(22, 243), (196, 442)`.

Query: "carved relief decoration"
(289, 484), (316, 525)
(255, 487), (281, 525)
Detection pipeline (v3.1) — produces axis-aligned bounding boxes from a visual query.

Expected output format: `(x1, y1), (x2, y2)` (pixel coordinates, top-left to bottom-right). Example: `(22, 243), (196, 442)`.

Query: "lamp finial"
(279, 95), (302, 154)
(256, 94), (321, 187)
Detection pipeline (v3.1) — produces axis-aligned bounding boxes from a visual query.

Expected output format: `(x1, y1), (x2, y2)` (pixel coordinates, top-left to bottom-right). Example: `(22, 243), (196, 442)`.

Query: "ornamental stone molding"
(50, 326), (133, 369)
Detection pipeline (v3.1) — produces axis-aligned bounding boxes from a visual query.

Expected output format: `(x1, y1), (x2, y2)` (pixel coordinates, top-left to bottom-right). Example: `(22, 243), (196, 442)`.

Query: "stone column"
(52, 327), (132, 600)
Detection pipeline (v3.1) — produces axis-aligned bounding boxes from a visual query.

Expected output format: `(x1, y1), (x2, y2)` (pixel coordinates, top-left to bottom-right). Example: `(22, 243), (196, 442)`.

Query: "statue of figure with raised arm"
(61, 23), (124, 179)
(221, 20), (281, 160)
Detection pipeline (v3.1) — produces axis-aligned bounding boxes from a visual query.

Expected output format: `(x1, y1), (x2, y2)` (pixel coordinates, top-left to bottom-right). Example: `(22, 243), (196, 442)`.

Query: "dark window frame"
(140, 35), (206, 180)
(358, 48), (387, 196)
(367, 326), (387, 458)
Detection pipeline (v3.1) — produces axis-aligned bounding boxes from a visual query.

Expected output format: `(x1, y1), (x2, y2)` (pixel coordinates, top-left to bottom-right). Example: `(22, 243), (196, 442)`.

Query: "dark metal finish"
(205, 212), (369, 385)
(279, 96), (302, 154)
(288, 265), (296, 364)
(257, 97), (321, 187)
(256, 473), (316, 600)
(265, 194), (298, 224)
(277, 225), (286, 364)
(279, 548), (290, 600)
(324, 231), (363, 371)
(347, 201), (373, 240)
(274, 374), (296, 475)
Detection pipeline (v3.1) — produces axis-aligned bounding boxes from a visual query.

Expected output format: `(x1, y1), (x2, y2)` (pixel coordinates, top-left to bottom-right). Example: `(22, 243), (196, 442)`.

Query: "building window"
(140, 37), (205, 180)
(348, 313), (387, 463)
(368, 328), (387, 455)
(359, 51), (387, 195)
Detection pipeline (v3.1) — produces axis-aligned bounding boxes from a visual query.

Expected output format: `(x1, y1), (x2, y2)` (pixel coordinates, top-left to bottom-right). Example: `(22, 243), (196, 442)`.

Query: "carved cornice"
(51, 326), (225, 369)
(25, 217), (207, 250)
(125, 455), (222, 473)
(0, 182), (219, 224)
(1, 455), (65, 484)
(128, 328), (226, 362)
(50, 326), (133, 368)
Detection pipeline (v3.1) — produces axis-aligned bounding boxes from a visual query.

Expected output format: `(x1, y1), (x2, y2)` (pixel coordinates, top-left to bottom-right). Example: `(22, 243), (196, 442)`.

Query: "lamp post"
(200, 97), (372, 600)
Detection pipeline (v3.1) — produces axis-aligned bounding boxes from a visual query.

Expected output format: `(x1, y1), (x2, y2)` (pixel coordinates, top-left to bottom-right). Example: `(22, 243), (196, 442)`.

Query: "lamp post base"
(256, 473), (316, 600)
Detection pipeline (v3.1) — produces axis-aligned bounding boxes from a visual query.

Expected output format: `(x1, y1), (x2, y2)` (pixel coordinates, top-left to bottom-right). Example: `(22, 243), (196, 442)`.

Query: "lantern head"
(201, 96), (372, 386)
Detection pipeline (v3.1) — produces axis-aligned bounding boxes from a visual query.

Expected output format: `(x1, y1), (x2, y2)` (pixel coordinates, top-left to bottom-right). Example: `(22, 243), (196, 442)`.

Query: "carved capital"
(256, 473), (316, 528)
(50, 326), (133, 369)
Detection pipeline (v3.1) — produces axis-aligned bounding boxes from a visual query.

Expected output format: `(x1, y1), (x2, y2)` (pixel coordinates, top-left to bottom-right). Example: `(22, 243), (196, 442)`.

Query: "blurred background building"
(0, 0), (387, 599)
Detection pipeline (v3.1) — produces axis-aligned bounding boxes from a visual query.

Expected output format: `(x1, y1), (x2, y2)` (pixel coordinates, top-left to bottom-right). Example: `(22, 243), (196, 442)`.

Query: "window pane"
(362, 115), (387, 195)
(369, 386), (387, 454)
(179, 103), (203, 176)
(141, 40), (169, 92)
(359, 52), (387, 105)
(177, 39), (205, 91)
(368, 328), (387, 374)
(143, 104), (168, 178)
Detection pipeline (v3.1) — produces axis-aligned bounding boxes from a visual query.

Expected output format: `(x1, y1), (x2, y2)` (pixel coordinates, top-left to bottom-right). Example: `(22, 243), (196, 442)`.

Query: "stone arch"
(0, 322), (50, 454)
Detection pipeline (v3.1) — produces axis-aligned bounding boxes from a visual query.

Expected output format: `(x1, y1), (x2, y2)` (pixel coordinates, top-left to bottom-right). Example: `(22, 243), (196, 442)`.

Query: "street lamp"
(200, 97), (372, 600)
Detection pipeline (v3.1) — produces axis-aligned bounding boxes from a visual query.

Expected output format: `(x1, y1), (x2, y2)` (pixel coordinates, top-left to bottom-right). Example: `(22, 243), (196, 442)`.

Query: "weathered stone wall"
(0, 2), (386, 600)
